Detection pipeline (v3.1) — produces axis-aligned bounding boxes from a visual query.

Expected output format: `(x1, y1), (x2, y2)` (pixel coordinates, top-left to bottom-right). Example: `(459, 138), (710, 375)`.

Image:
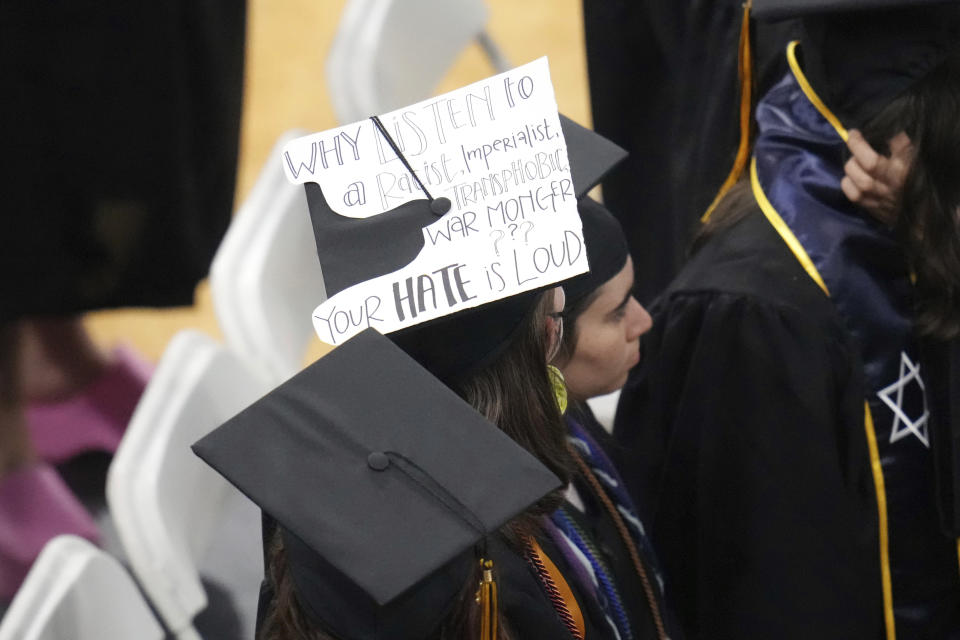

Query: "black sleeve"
(614, 291), (884, 639)
(921, 336), (960, 536)
(581, 0), (798, 303)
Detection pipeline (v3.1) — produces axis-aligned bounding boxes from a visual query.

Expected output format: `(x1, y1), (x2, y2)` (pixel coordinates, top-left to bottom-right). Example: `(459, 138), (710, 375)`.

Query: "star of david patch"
(877, 351), (930, 448)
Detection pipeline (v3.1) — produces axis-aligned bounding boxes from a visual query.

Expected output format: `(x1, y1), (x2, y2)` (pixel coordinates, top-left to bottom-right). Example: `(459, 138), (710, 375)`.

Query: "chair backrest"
(0, 535), (164, 640)
(326, 0), (494, 123)
(210, 130), (326, 384)
(106, 330), (273, 637)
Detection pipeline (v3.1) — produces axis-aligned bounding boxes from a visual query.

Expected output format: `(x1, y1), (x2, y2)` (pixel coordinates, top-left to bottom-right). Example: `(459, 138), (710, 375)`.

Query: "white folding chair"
(106, 330), (272, 639)
(0, 535), (163, 640)
(210, 130), (327, 384)
(326, 0), (508, 124)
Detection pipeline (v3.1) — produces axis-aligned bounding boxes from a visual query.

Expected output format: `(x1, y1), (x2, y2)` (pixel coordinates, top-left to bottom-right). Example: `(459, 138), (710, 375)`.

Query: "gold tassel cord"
(702, 0), (754, 222)
(478, 559), (498, 640)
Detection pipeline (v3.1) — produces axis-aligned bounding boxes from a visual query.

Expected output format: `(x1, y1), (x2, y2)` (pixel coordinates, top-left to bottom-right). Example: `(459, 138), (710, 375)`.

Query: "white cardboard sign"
(282, 57), (586, 345)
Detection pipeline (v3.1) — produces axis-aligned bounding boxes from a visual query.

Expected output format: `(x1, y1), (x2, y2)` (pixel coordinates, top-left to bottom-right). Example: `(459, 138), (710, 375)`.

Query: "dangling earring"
(547, 365), (568, 415)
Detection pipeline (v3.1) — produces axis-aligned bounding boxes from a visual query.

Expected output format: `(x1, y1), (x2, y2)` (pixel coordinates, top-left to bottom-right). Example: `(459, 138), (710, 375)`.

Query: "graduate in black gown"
(614, 2), (960, 638)
(581, 0), (799, 301)
(552, 198), (680, 640)
(0, 0), (246, 601)
(194, 94), (676, 637)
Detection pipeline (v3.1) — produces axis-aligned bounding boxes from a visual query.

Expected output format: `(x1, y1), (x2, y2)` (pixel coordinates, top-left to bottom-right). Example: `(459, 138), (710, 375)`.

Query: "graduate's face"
(560, 257), (651, 401)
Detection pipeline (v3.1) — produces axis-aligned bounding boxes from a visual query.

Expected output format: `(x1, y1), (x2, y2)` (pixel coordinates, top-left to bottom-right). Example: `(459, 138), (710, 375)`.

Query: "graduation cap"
(306, 113), (627, 299)
(383, 119), (626, 384)
(192, 328), (562, 640)
(303, 108), (625, 382)
(562, 197), (630, 307)
(753, 0), (960, 127)
(287, 58), (627, 382)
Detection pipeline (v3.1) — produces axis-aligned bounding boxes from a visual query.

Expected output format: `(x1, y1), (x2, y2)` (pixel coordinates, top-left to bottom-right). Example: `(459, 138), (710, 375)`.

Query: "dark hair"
(552, 290), (600, 367)
(691, 178), (755, 253)
(859, 51), (960, 339)
(698, 52), (960, 339)
(454, 291), (572, 492)
(260, 533), (334, 640)
(259, 292), (569, 640)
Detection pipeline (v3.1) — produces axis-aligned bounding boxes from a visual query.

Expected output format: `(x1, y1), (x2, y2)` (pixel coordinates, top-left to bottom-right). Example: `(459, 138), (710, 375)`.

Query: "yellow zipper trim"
(749, 158), (830, 295)
(864, 403), (896, 640)
(785, 40), (849, 142)
(701, 0), (754, 223)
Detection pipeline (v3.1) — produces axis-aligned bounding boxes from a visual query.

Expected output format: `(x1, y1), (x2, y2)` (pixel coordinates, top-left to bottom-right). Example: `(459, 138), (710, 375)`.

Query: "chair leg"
(476, 31), (511, 73)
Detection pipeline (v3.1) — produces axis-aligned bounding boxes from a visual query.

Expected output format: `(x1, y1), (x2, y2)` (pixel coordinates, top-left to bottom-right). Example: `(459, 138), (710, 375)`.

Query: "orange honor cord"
(525, 536), (586, 640)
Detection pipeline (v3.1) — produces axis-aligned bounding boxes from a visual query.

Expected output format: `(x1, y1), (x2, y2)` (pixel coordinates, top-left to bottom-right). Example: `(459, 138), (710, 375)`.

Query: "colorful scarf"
(543, 413), (667, 640)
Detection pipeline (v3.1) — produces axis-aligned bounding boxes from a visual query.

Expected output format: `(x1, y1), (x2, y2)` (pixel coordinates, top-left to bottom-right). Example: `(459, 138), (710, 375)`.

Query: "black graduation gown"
(257, 513), (624, 640)
(613, 209), (886, 638)
(0, 0), (245, 318)
(581, 0), (797, 301)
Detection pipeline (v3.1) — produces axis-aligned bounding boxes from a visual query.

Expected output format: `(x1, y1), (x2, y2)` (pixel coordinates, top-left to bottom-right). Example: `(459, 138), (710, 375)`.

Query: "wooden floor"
(86, 0), (590, 364)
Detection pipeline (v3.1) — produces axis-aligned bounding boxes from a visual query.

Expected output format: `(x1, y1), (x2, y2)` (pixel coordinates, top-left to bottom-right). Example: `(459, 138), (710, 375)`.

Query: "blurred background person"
(0, 0), (246, 600)
(614, 3), (960, 638)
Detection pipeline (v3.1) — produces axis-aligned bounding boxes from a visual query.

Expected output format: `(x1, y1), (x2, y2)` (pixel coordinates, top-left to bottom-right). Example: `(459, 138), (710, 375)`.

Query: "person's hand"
(841, 129), (913, 226)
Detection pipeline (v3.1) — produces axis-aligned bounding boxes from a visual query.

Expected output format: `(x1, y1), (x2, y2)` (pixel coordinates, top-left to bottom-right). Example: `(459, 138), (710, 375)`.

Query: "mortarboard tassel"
(478, 558), (498, 640)
(702, 0), (754, 222)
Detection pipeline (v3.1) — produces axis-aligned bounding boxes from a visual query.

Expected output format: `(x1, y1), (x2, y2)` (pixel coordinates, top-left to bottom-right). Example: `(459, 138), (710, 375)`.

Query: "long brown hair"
(691, 178), (754, 253)
(698, 53), (960, 339)
(260, 291), (571, 639)
(859, 51), (960, 339)
(453, 292), (573, 494)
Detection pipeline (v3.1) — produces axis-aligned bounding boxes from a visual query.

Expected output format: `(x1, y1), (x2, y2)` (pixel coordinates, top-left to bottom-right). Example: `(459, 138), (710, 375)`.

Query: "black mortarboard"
(560, 114), (629, 204)
(561, 197), (630, 306)
(192, 328), (562, 640)
(363, 115), (627, 384)
(753, 0), (960, 126)
(307, 113), (626, 300)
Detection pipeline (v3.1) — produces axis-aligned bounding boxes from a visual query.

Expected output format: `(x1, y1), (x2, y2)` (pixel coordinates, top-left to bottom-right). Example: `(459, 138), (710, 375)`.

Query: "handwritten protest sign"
(282, 57), (587, 345)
